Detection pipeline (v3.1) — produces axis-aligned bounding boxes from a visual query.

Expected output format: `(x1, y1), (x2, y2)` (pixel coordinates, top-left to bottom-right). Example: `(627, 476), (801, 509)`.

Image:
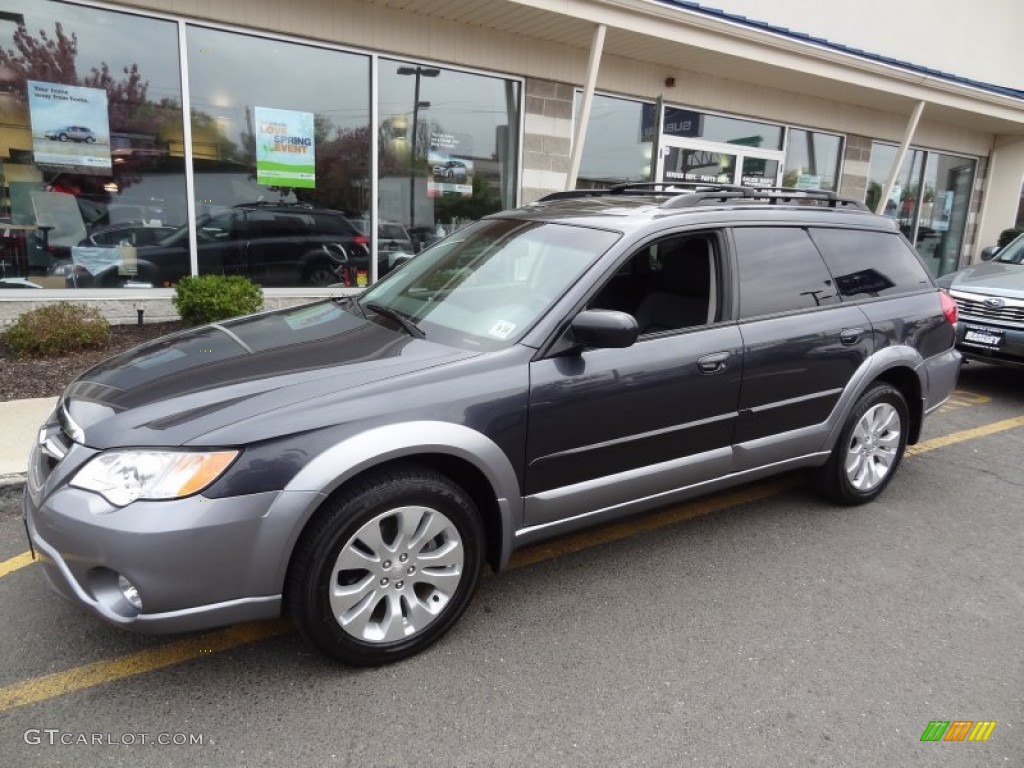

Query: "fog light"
(117, 575), (143, 610)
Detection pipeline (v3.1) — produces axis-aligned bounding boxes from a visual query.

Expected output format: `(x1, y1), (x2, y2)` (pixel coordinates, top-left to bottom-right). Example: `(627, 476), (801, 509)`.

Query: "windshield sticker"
(489, 320), (516, 339)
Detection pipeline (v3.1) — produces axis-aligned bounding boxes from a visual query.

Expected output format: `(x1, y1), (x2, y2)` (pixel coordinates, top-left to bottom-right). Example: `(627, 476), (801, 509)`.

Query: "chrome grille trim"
(950, 290), (1024, 326)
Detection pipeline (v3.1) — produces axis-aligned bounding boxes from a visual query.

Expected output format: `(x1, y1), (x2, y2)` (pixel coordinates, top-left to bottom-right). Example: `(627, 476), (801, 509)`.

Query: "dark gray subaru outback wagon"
(25, 184), (962, 665)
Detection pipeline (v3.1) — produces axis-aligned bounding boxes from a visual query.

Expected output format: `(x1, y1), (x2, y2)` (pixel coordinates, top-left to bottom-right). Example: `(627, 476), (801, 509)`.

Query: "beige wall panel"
(976, 139), (1024, 258)
(595, 54), (993, 158)
(118, 0), (994, 157)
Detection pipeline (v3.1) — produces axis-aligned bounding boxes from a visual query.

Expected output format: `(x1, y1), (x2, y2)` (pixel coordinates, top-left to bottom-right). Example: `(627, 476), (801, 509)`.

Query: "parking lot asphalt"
(0, 361), (1021, 767)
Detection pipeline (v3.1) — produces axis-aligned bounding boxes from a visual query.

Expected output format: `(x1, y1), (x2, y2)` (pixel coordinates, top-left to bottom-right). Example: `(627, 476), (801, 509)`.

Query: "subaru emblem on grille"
(983, 297), (1005, 308)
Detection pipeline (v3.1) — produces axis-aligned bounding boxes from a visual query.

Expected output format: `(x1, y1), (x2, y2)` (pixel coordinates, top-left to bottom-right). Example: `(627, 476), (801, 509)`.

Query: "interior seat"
(634, 238), (711, 334)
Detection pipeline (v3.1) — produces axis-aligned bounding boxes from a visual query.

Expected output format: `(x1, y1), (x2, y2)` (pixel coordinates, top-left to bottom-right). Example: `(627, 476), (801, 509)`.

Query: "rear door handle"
(697, 351), (731, 374)
(840, 327), (865, 345)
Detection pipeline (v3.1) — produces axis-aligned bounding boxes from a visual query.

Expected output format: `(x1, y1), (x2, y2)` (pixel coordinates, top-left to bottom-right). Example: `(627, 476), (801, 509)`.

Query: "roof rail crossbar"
(535, 189), (613, 202)
(536, 183), (869, 211)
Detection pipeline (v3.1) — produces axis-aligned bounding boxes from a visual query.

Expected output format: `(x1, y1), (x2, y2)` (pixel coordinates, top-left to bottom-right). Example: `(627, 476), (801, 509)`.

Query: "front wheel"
(807, 383), (909, 505)
(305, 260), (337, 286)
(286, 467), (484, 665)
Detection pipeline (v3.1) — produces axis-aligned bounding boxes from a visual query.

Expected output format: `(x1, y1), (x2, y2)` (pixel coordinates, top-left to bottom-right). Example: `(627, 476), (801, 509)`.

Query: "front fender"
(282, 421), (523, 569)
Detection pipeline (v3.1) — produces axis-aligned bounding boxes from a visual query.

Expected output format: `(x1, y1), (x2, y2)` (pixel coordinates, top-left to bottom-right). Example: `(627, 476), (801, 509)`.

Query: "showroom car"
(44, 126), (97, 143)
(24, 184), (960, 666)
(432, 159), (468, 180)
(63, 203), (371, 288)
(937, 232), (1024, 368)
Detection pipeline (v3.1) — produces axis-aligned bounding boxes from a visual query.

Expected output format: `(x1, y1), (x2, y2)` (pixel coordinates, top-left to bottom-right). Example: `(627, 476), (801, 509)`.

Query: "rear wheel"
(808, 383), (909, 505)
(286, 467), (484, 665)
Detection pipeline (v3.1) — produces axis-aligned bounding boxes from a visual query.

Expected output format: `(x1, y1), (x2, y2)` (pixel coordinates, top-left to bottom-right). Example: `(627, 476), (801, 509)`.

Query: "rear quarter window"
(733, 227), (839, 319)
(809, 228), (932, 299)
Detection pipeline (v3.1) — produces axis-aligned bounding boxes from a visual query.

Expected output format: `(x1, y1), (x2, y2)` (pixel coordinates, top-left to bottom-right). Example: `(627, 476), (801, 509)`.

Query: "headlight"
(70, 450), (239, 507)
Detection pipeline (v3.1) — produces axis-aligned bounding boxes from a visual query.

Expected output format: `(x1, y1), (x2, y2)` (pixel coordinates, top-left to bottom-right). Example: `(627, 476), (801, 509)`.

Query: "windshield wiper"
(365, 302), (425, 338)
(333, 294), (366, 318)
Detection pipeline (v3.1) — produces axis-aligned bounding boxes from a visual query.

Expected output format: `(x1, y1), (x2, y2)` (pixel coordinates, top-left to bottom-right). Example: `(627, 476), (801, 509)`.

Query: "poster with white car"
(28, 80), (112, 174)
(428, 150), (473, 197)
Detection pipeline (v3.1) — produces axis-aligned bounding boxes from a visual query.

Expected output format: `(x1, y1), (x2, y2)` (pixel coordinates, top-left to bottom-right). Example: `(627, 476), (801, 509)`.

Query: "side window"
(733, 227), (838, 318)
(809, 228), (932, 299)
(590, 234), (718, 334)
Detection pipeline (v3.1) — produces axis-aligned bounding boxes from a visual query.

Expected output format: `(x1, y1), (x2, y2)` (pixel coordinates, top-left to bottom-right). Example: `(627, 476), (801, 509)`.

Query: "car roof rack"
(537, 182), (868, 211)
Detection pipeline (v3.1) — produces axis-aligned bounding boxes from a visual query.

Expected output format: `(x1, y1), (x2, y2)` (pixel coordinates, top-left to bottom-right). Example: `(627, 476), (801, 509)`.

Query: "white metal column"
(566, 23), (606, 190)
(876, 100), (926, 215)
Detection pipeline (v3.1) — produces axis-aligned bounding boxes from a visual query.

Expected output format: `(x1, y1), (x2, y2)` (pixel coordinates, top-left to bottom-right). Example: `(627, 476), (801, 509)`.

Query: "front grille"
(951, 292), (1024, 326)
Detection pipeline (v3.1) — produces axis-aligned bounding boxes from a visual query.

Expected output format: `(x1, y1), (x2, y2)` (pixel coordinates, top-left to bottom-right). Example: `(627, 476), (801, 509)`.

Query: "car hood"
(61, 301), (476, 449)
(940, 261), (1024, 299)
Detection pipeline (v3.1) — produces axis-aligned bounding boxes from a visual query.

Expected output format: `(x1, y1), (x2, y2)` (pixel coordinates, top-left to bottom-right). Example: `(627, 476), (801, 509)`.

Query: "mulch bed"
(1, 321), (185, 401)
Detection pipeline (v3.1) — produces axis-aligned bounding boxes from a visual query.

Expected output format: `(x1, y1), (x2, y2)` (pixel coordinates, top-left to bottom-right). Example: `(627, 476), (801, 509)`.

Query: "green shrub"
(172, 275), (263, 326)
(4, 302), (111, 358)
(997, 227), (1024, 248)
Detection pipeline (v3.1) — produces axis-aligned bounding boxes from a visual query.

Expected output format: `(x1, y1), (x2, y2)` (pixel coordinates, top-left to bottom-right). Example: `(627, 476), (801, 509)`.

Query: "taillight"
(940, 290), (958, 325)
(353, 235), (369, 245)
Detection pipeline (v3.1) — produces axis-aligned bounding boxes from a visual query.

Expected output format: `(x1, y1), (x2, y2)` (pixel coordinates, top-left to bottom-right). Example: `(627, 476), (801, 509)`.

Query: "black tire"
(305, 260), (336, 287)
(807, 383), (909, 505)
(286, 467), (484, 665)
(58, 133), (69, 142)
(85, 136), (95, 143)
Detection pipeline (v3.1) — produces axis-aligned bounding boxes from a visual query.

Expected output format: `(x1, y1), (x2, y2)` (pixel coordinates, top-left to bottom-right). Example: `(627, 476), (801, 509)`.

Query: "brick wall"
(839, 134), (872, 203)
(521, 78), (575, 204)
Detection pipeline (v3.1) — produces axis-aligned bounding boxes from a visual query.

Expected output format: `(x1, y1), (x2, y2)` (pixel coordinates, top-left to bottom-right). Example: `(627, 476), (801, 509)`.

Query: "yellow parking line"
(0, 619), (291, 713)
(1, 413), (1022, 712)
(0, 551), (34, 579)
(907, 415), (1024, 456)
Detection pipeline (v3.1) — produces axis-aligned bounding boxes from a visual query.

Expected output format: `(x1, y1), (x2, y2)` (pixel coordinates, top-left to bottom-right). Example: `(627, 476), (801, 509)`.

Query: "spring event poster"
(255, 107), (316, 188)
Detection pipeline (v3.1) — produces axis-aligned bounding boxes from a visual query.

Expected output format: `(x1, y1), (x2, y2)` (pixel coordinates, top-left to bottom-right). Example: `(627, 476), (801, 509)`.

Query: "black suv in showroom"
(65, 202), (370, 287)
(26, 184), (961, 666)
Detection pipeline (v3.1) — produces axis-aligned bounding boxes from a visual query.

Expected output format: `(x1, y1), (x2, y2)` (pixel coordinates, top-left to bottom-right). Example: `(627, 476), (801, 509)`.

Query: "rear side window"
(809, 229), (932, 299)
(733, 227), (839, 319)
(314, 214), (358, 236)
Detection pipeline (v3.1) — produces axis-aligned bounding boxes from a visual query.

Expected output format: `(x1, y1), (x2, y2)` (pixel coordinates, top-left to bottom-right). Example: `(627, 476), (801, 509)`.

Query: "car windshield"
(995, 236), (1024, 264)
(356, 218), (618, 349)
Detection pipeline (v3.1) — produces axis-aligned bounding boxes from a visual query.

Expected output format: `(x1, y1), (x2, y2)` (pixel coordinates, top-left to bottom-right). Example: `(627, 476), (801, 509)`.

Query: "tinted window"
(809, 229), (932, 298)
(314, 214), (357, 236)
(733, 227), (838, 318)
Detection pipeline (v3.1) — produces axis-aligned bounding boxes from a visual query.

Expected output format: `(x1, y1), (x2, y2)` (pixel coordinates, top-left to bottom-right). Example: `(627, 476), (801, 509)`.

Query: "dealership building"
(1, 0), (1022, 322)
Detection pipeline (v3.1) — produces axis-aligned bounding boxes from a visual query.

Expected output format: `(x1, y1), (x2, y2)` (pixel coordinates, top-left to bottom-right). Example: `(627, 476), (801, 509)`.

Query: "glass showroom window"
(186, 27), (370, 288)
(662, 107), (784, 150)
(0, 0), (186, 290)
(782, 129), (843, 192)
(378, 60), (519, 267)
(867, 143), (976, 277)
(576, 93), (655, 187)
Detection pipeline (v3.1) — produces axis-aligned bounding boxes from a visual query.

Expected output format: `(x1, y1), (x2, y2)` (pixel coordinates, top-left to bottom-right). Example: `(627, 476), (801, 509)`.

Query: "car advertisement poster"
(27, 80), (112, 174)
(427, 151), (473, 197)
(255, 107), (316, 188)
(427, 130), (473, 197)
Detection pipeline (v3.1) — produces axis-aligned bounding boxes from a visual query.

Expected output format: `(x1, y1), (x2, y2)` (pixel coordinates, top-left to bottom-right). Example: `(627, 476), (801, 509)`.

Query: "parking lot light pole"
(397, 65), (440, 228)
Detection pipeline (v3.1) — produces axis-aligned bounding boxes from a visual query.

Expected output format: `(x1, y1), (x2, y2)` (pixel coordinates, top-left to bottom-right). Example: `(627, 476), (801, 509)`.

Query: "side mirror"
(570, 309), (638, 349)
(980, 245), (1000, 261)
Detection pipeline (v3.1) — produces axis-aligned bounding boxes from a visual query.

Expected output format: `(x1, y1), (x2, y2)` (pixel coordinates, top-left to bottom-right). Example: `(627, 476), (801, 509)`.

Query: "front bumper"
(23, 443), (323, 634)
(955, 318), (1024, 369)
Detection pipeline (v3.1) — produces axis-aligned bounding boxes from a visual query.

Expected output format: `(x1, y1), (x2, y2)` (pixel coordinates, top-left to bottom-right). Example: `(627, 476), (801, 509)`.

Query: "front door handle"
(697, 351), (731, 374)
(840, 327), (865, 346)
